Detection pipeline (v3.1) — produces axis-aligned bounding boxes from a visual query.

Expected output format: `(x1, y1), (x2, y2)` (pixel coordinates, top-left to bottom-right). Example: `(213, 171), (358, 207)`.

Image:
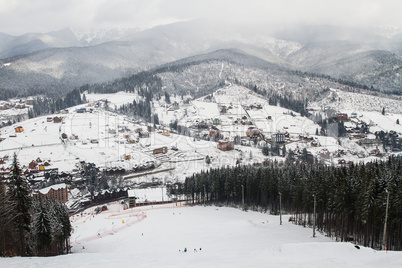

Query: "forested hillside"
(179, 156), (402, 251)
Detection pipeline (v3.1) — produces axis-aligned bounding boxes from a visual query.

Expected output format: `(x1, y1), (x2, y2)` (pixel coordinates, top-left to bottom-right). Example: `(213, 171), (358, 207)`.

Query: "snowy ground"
(1, 203), (401, 268)
(1, 85), (400, 178)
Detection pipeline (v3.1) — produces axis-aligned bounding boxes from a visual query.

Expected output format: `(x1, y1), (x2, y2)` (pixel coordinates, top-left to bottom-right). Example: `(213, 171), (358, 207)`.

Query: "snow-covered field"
(1, 203), (400, 268)
(1, 85), (400, 178)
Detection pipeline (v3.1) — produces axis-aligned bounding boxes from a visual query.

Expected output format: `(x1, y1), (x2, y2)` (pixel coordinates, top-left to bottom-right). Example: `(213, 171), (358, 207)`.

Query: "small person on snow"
(184, 247), (187, 252)
(194, 248), (197, 252)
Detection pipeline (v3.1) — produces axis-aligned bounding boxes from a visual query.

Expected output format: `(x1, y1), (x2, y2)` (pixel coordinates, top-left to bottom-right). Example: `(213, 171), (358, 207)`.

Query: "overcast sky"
(1, 0), (401, 35)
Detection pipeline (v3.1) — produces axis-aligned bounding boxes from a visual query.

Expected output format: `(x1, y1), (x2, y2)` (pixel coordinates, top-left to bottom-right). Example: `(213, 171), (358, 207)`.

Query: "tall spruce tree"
(35, 200), (52, 256)
(8, 153), (32, 256)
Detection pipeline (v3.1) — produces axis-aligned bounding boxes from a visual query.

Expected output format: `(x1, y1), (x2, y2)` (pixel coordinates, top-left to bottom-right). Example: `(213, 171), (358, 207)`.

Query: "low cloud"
(0, 0), (401, 35)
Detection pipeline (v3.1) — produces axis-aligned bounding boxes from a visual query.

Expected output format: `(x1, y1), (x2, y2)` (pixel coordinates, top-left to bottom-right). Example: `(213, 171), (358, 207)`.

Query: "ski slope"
(1, 203), (400, 267)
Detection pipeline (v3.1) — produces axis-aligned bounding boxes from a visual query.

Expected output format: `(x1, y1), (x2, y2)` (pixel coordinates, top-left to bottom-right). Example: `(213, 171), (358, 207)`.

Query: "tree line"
(28, 89), (83, 118)
(0, 154), (71, 256)
(176, 157), (402, 250)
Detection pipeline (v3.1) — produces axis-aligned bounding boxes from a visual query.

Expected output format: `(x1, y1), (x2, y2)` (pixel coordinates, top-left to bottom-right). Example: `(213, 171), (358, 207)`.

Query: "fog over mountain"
(0, 1), (401, 98)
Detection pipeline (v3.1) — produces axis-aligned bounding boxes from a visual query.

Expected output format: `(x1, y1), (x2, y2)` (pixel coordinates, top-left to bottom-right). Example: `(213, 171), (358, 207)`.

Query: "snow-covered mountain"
(1, 20), (402, 98)
(0, 28), (81, 59)
(71, 27), (140, 46)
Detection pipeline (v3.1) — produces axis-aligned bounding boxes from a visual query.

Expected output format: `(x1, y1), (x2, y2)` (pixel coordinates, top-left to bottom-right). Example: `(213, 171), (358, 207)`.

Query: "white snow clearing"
(1, 203), (400, 268)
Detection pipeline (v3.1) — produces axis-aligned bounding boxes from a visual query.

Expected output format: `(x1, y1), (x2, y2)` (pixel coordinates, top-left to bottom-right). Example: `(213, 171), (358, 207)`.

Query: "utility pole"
(204, 185), (206, 205)
(242, 184), (244, 208)
(313, 194), (316, 238)
(382, 189), (390, 250)
(279, 192), (282, 225)
(176, 184), (178, 206)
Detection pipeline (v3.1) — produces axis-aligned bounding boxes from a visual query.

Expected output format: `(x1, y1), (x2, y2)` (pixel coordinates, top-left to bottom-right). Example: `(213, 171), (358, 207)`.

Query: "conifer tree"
(7, 153), (32, 256)
(35, 200), (52, 256)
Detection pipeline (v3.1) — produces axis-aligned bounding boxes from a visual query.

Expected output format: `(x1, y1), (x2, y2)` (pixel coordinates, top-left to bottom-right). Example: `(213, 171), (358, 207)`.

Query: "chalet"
(147, 125), (155, 132)
(370, 148), (382, 156)
(246, 128), (260, 137)
(28, 160), (37, 169)
(92, 189), (128, 204)
(33, 183), (68, 203)
(0, 158), (4, 164)
(123, 154), (131, 160)
(139, 131), (150, 138)
(220, 106), (227, 114)
(217, 140), (234, 151)
(209, 129), (220, 137)
(153, 146), (168, 154)
(53, 116), (63, 123)
(61, 109), (68, 114)
(337, 113), (348, 121)
(47, 117), (53, 122)
(15, 126), (24, 133)
(15, 103), (26, 109)
(76, 108), (86, 113)
(162, 131), (170, 137)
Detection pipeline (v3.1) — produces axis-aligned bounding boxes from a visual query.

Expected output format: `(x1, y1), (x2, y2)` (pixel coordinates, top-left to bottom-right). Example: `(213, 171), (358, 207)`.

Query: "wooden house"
(15, 126), (24, 133)
(246, 128), (260, 137)
(53, 116), (63, 123)
(29, 160), (37, 169)
(139, 131), (150, 138)
(217, 140), (234, 151)
(337, 113), (348, 121)
(153, 146), (168, 154)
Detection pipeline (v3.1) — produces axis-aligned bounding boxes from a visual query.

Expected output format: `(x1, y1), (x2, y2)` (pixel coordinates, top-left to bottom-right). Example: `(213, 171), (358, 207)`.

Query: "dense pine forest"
(176, 157), (402, 250)
(0, 155), (71, 257)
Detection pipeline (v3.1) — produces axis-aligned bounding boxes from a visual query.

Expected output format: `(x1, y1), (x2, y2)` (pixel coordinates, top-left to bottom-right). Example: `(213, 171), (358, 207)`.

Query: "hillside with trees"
(177, 156), (402, 251)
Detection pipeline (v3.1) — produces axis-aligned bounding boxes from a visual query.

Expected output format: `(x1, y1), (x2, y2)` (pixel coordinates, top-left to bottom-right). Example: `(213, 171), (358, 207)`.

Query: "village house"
(53, 116), (63, 123)
(15, 126), (24, 133)
(217, 140), (234, 151)
(153, 146), (168, 154)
